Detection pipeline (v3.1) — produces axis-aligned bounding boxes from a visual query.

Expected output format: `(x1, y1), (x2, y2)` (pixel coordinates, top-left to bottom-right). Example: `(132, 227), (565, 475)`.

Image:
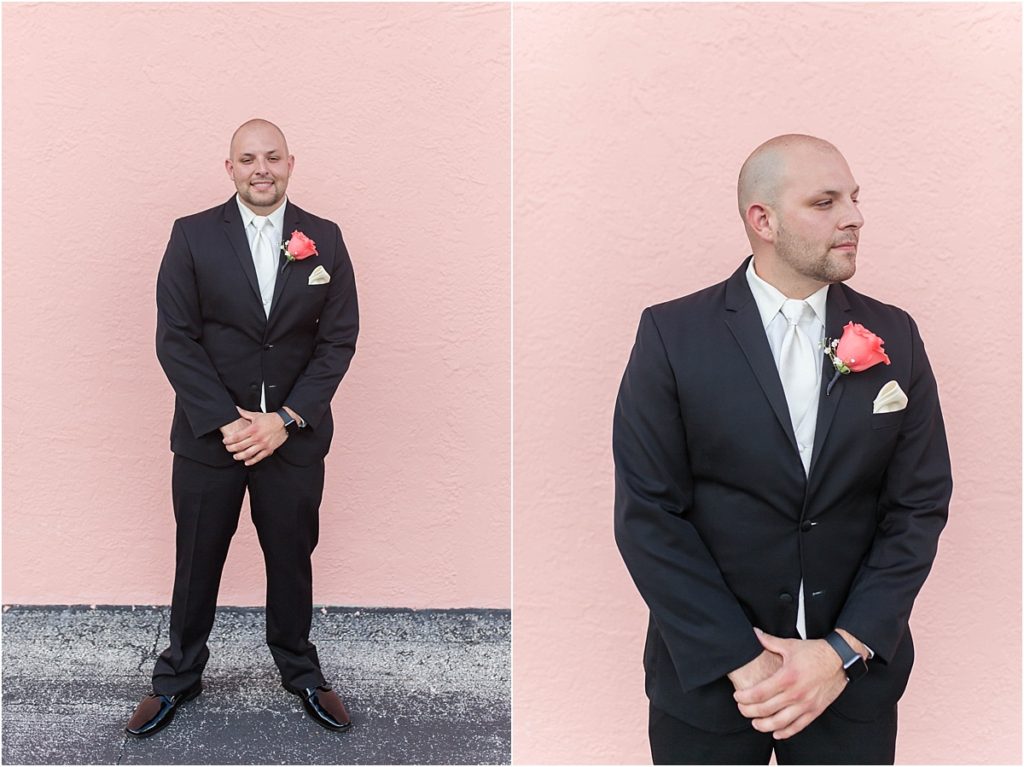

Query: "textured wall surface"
(3, 3), (510, 609)
(513, 3), (1020, 764)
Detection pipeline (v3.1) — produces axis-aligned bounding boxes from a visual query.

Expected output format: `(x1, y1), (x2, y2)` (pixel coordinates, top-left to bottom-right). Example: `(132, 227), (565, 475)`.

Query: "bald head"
(737, 134), (840, 220)
(736, 134), (863, 298)
(229, 118), (289, 158)
(225, 118), (294, 215)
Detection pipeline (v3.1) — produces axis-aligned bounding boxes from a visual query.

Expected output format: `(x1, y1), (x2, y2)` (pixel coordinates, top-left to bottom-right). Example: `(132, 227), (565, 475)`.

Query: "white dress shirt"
(236, 194), (287, 414)
(745, 258), (828, 639)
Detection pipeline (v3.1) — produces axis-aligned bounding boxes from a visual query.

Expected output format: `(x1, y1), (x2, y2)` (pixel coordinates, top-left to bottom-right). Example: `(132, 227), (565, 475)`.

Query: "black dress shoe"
(125, 681), (202, 737)
(284, 683), (352, 731)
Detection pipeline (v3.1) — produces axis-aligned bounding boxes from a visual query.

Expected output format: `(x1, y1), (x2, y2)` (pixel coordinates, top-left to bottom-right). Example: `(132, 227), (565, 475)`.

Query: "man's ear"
(745, 203), (776, 244)
(225, 159), (235, 180)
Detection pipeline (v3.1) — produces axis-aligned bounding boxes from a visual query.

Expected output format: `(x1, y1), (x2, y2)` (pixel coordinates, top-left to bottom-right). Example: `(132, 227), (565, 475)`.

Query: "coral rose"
(283, 230), (318, 261)
(835, 321), (890, 372)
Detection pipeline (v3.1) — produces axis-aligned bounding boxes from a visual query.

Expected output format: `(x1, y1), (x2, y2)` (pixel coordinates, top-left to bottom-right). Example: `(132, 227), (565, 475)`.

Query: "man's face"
(771, 147), (863, 285)
(225, 123), (294, 215)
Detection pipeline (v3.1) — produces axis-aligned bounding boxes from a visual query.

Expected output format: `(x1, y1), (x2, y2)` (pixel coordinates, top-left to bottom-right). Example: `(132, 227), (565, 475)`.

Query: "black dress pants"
(152, 453), (327, 696)
(650, 702), (898, 765)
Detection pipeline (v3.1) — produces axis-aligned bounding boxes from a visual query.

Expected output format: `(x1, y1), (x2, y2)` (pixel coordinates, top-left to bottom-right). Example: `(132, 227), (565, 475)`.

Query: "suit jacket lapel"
(268, 202), (301, 322)
(723, 259), (800, 458)
(221, 197), (262, 305)
(808, 282), (852, 477)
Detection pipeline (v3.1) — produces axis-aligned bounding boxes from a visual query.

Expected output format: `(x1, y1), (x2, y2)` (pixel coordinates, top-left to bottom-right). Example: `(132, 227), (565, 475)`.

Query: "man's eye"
(815, 200), (832, 207)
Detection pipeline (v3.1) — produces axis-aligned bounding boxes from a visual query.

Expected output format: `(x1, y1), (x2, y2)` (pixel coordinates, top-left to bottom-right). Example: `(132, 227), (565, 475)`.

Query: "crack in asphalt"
(116, 607), (168, 765)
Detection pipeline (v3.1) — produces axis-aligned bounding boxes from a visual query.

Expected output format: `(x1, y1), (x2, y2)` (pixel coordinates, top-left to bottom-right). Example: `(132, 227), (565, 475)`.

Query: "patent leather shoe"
(284, 682), (352, 731)
(125, 681), (202, 737)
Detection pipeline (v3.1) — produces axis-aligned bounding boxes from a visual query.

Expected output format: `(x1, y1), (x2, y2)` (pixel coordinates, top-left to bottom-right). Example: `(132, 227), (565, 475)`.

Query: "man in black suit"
(614, 134), (951, 764)
(127, 118), (359, 737)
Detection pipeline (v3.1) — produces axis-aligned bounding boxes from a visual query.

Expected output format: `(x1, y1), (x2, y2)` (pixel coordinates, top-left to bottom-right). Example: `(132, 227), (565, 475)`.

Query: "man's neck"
(237, 194), (287, 218)
(750, 256), (828, 300)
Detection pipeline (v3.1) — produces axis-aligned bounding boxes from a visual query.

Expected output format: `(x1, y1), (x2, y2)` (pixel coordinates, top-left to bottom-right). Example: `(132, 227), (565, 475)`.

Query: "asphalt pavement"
(1, 605), (510, 765)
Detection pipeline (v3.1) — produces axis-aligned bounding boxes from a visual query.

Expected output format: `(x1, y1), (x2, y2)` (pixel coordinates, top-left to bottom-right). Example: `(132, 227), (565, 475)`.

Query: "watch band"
(825, 631), (869, 683)
(276, 408), (297, 431)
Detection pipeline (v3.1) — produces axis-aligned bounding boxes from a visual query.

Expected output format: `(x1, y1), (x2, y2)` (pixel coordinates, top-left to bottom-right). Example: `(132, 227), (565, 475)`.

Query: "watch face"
(845, 658), (869, 682)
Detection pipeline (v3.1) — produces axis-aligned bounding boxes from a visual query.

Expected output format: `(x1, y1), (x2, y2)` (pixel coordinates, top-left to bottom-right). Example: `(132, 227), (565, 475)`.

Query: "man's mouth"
(251, 180), (274, 191)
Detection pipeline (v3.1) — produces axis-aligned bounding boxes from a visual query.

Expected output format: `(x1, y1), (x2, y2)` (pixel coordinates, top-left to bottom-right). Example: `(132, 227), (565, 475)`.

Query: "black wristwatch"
(276, 408), (298, 434)
(825, 631), (869, 683)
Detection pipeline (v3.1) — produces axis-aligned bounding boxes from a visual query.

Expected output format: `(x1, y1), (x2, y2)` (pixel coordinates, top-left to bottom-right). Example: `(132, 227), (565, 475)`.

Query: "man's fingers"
(754, 630), (791, 656)
(224, 414), (285, 461)
(736, 692), (789, 719)
(225, 433), (262, 452)
(772, 711), (817, 740)
(224, 425), (258, 446)
(751, 703), (802, 734)
(245, 450), (269, 466)
(734, 671), (787, 705)
(232, 443), (265, 461)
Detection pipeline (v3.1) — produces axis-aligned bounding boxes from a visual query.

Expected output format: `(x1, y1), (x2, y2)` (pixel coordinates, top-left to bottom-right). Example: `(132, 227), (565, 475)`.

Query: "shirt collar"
(745, 257), (829, 329)
(236, 193), (288, 235)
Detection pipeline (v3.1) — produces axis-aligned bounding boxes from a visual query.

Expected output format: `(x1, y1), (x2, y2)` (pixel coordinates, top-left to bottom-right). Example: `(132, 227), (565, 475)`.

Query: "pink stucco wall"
(513, 3), (1020, 764)
(2, 3), (510, 609)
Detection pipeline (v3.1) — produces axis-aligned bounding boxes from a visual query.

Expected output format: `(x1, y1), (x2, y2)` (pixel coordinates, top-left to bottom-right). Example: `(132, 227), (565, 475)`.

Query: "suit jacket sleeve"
(614, 308), (763, 692)
(836, 314), (952, 662)
(283, 223), (359, 429)
(155, 220), (239, 438)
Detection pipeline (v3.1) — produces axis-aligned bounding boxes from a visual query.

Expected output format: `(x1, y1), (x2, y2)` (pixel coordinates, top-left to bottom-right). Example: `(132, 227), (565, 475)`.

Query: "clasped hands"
(727, 628), (863, 741)
(219, 406), (294, 466)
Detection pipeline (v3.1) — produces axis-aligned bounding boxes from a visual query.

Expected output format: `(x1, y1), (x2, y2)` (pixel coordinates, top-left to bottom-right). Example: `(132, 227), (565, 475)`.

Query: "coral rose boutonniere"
(823, 321), (891, 396)
(281, 230), (318, 263)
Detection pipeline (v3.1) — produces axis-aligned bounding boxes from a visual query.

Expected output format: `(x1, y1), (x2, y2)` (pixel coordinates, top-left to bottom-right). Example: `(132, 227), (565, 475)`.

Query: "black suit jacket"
(613, 257), (951, 733)
(156, 196), (359, 467)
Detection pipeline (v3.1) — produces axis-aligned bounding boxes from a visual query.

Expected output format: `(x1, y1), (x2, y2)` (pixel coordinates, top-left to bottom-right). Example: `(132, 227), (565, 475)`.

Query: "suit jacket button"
(800, 520), (813, 532)
(249, 383), (258, 391)
(778, 592), (793, 604)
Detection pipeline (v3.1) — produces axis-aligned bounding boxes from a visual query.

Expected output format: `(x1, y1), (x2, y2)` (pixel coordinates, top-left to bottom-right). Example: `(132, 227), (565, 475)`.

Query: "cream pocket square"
(872, 380), (908, 414)
(308, 265), (331, 285)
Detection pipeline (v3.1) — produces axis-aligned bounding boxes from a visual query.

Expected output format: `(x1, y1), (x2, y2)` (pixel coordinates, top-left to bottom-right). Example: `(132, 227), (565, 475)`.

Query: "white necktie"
(779, 299), (818, 641)
(778, 299), (818, 436)
(251, 217), (276, 318)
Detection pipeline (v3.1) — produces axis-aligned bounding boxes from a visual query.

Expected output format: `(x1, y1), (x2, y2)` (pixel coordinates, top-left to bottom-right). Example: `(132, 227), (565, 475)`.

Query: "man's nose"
(842, 199), (864, 229)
